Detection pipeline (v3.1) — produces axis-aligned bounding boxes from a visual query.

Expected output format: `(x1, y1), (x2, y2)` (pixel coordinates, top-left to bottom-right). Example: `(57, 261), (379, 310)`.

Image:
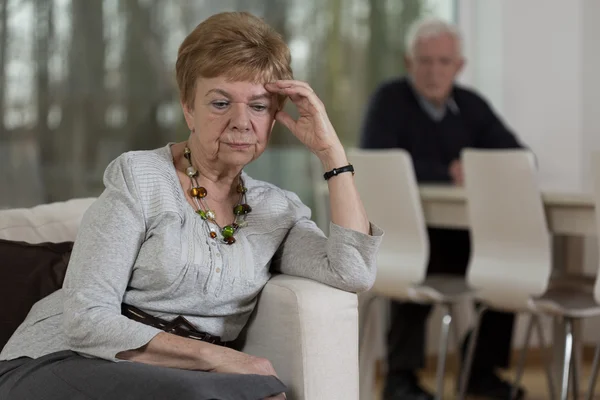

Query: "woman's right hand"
(208, 346), (278, 377)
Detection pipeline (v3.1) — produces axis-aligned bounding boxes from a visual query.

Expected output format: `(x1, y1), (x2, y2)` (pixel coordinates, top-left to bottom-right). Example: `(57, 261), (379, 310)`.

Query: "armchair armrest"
(242, 274), (359, 400)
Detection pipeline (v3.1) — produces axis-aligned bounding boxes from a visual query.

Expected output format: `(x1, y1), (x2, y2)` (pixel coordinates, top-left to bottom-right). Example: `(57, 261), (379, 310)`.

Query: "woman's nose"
(230, 103), (251, 131)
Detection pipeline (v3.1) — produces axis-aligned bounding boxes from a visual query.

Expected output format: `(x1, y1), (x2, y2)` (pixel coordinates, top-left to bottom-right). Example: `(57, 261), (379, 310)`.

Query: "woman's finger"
(271, 80), (313, 91)
(267, 85), (323, 112)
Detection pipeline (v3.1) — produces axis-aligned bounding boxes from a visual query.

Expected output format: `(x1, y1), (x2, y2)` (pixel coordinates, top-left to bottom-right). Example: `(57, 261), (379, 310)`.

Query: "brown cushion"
(0, 239), (73, 350)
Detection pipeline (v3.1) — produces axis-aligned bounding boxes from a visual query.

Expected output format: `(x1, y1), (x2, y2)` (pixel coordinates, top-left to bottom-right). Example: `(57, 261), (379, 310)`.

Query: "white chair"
(458, 149), (554, 399)
(459, 149), (600, 400)
(349, 149), (471, 400)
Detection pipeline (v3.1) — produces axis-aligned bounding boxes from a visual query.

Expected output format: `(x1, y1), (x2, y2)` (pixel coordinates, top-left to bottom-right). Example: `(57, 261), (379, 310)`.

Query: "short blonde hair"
(176, 12), (293, 108)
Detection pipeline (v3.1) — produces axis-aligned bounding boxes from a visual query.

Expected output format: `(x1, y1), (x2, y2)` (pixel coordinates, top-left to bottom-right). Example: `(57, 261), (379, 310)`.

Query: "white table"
(420, 184), (596, 236)
(420, 184), (596, 394)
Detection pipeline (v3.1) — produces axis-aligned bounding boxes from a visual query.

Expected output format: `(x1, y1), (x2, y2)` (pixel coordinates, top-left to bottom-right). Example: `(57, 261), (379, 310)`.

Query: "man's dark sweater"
(360, 77), (524, 182)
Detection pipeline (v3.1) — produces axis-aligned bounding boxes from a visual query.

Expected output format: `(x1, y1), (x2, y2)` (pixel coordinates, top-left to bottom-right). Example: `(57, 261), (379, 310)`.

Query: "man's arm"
(359, 83), (451, 182)
(472, 96), (524, 149)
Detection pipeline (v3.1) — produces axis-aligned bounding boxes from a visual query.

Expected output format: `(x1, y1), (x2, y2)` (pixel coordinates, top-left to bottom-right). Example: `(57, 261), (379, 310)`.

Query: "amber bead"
(190, 187), (207, 198)
(190, 187), (201, 198)
(225, 236), (236, 245)
(237, 184), (248, 194)
(183, 147), (191, 159)
(209, 231), (217, 239)
(242, 204), (252, 214)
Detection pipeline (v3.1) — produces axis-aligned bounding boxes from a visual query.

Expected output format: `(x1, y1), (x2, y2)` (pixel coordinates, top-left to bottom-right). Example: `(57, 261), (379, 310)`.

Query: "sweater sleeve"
(271, 191), (383, 293)
(62, 153), (162, 361)
(472, 95), (524, 149)
(360, 82), (451, 183)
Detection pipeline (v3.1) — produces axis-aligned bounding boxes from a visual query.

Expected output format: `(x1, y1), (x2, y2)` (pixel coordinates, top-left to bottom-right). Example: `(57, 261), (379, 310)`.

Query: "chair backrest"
(591, 153), (600, 304)
(463, 149), (551, 311)
(348, 149), (429, 300)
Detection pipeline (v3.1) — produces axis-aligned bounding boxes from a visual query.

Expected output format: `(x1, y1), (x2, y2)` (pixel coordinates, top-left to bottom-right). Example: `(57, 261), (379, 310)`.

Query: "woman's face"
(182, 76), (278, 168)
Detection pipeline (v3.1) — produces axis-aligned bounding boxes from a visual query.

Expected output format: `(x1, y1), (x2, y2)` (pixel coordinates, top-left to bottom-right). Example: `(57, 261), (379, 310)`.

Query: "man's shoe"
(464, 370), (525, 400)
(383, 371), (434, 400)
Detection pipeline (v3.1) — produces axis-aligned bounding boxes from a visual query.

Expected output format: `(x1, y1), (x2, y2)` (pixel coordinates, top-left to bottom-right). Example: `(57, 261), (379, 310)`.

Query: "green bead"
(197, 210), (207, 220)
(222, 225), (235, 238)
(233, 205), (244, 215)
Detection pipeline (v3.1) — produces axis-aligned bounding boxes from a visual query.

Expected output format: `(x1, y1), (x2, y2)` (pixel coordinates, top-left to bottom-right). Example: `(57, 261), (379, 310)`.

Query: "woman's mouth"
(225, 143), (253, 150)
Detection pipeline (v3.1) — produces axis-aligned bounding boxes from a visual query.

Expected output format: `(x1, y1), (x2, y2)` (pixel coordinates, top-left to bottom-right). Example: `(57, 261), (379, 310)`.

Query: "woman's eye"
(251, 104), (268, 112)
(212, 101), (229, 109)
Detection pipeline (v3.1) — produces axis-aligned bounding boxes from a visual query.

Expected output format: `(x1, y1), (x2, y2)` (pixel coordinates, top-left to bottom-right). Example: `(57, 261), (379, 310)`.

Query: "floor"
(375, 363), (600, 399)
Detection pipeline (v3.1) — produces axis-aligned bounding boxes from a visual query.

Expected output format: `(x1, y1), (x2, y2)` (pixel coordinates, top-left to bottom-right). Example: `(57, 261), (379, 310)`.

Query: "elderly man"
(360, 18), (526, 400)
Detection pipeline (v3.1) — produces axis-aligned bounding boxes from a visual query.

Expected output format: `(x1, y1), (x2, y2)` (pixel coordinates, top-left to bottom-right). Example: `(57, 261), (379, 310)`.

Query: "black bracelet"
(323, 164), (355, 180)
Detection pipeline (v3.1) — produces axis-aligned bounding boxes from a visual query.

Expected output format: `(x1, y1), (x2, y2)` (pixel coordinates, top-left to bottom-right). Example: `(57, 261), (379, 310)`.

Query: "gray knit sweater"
(0, 144), (382, 361)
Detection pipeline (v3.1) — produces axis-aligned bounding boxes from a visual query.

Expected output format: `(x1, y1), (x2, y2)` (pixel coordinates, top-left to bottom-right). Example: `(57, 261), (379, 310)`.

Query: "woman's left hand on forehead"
(265, 80), (341, 158)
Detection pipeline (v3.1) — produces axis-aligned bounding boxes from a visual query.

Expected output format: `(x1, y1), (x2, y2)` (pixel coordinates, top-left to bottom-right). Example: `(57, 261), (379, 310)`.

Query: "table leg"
(551, 235), (585, 397)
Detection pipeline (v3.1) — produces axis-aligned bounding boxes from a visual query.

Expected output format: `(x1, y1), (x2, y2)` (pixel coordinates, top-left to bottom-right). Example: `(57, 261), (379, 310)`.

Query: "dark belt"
(121, 304), (231, 347)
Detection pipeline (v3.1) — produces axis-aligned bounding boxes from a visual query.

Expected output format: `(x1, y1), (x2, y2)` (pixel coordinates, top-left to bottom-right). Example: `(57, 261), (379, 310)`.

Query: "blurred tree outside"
(0, 0), (7, 141)
(0, 0), (454, 210)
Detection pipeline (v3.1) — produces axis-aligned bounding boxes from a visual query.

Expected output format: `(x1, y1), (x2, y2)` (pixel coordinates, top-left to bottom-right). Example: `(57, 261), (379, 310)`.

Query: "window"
(0, 0), (455, 214)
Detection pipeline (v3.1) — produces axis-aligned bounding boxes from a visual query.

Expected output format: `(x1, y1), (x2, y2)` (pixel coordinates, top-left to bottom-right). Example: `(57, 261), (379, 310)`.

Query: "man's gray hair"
(405, 18), (463, 58)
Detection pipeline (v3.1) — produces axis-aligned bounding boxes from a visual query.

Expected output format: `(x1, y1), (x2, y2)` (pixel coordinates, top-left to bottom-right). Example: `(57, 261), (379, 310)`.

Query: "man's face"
(405, 33), (464, 105)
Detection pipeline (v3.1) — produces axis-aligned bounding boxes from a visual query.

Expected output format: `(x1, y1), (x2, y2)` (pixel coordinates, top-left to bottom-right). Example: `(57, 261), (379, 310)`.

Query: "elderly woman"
(0, 11), (382, 400)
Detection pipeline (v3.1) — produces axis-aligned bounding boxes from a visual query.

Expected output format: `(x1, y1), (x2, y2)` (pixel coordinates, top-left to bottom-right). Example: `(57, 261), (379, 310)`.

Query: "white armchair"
(0, 198), (359, 400)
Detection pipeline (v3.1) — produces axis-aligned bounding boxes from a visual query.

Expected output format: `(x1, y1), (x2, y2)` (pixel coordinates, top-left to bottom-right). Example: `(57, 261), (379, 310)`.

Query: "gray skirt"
(0, 350), (286, 400)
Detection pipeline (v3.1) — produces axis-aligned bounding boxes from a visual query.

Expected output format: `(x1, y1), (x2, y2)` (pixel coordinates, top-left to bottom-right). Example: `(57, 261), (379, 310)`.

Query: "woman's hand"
(208, 346), (278, 377)
(210, 347), (286, 398)
(265, 80), (344, 165)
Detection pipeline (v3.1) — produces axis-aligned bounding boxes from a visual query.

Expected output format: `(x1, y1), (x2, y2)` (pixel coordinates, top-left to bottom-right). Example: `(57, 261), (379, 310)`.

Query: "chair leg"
(448, 303), (463, 387)
(448, 304), (462, 357)
(571, 324), (582, 399)
(435, 304), (452, 400)
(572, 357), (580, 400)
(512, 313), (535, 399)
(571, 324), (582, 400)
(457, 306), (487, 400)
(534, 315), (557, 400)
(585, 344), (600, 400)
(561, 318), (574, 400)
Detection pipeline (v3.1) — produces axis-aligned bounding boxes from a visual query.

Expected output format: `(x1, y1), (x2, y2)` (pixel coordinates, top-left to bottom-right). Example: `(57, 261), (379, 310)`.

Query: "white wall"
(582, 0), (600, 189)
(460, 0), (594, 191)
(424, 0), (600, 355)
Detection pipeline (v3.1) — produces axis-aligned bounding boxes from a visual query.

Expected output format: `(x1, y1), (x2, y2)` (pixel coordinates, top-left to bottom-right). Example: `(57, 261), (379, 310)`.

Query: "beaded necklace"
(183, 146), (251, 245)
